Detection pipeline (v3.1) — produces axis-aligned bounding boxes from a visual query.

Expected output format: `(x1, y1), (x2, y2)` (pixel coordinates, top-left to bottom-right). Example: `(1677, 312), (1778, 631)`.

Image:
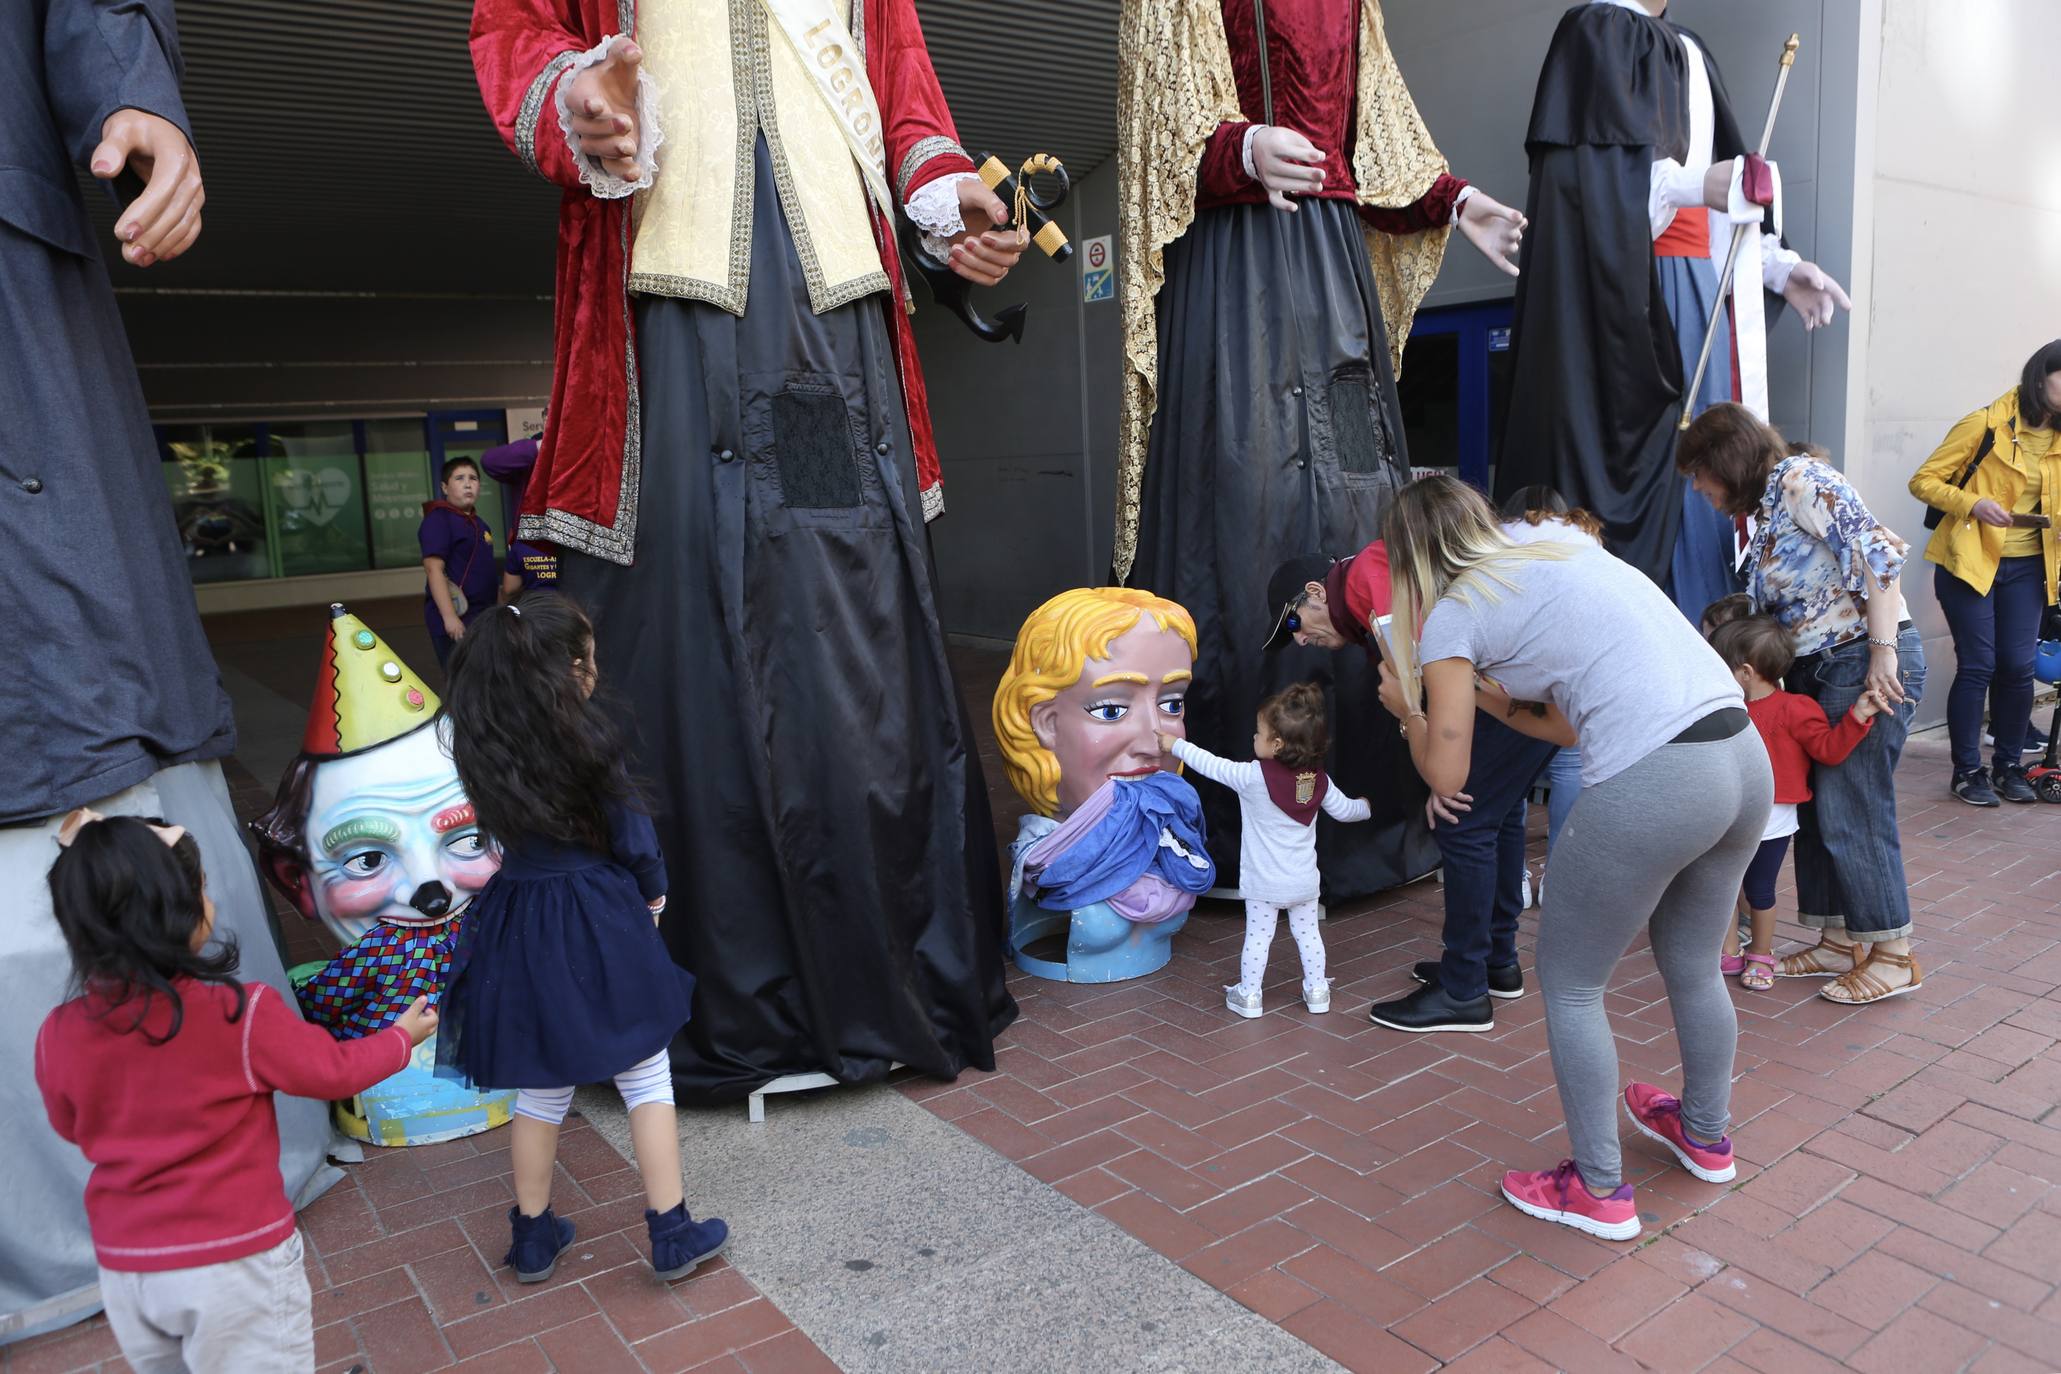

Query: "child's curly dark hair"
(1699, 592), (1755, 639)
(48, 816), (243, 1044)
(444, 589), (634, 854)
(1259, 682), (1330, 770)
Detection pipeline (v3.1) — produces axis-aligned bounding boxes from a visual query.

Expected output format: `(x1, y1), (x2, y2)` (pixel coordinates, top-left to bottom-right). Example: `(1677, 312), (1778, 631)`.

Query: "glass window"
(362, 419), (434, 571)
(160, 425), (270, 582)
(264, 422), (371, 578)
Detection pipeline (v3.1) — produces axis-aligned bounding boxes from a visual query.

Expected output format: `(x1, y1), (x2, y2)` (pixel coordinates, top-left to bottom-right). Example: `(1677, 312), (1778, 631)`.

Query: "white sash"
(1710, 162), (1782, 423)
(760, 0), (895, 218)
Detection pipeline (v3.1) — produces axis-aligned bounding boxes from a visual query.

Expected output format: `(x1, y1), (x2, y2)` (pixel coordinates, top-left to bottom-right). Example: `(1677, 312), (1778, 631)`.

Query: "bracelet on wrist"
(1866, 637), (1897, 649)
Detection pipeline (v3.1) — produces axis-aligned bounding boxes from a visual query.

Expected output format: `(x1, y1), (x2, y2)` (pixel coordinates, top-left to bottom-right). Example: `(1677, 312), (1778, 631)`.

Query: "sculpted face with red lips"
(1029, 622), (1194, 817)
(288, 722), (500, 947)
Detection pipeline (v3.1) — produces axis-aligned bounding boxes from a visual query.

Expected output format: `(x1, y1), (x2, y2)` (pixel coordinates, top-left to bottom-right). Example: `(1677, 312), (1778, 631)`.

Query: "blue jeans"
(1787, 626), (1926, 941)
(1436, 716), (1558, 1000)
(1936, 557), (2045, 774)
(1542, 746), (1582, 854)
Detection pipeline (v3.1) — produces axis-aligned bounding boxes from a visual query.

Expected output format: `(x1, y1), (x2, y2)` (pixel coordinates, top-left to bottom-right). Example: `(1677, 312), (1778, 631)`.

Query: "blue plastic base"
(1008, 895), (1187, 984)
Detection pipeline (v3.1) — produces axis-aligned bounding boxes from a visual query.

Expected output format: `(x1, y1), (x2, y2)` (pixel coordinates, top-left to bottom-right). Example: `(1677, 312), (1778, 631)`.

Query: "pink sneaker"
(1499, 1160), (1640, 1241)
(1623, 1082), (1736, 1182)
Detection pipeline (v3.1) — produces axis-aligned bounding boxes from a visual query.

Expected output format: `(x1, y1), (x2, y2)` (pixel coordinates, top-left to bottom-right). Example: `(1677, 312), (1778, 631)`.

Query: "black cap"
(1261, 555), (1334, 652)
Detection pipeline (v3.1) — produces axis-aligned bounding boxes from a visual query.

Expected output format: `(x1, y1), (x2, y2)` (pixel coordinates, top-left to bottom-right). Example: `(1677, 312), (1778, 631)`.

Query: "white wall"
(1851, 0), (2061, 703)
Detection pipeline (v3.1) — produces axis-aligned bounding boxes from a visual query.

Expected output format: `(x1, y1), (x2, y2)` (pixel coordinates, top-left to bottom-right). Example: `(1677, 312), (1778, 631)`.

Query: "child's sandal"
(1820, 947), (1922, 1005)
(1739, 953), (1776, 991)
(1720, 953), (1745, 977)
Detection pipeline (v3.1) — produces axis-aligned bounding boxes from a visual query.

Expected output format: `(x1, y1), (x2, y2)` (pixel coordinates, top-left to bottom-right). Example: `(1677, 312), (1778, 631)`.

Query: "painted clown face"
(302, 722), (498, 946)
(1031, 622), (1193, 817)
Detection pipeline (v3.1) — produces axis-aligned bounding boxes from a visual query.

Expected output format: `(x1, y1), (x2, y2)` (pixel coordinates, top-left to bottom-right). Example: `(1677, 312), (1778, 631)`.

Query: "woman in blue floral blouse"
(1677, 404), (1926, 1005)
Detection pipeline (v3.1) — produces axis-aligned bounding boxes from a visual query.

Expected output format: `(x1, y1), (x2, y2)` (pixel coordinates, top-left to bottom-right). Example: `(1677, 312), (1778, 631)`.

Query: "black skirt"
(1131, 196), (1440, 901)
(557, 142), (1015, 1103)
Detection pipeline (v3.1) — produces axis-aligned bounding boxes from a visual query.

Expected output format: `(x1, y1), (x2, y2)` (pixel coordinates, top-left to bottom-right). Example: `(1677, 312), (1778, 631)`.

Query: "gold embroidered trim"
(898, 136), (967, 200)
(518, 51), (581, 178)
(1112, 0), (1447, 583)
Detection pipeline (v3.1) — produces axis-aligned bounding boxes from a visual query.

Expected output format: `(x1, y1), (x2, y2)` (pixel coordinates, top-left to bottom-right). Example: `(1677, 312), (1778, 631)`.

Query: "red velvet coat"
(1196, 0), (1465, 232)
(470, 0), (976, 562)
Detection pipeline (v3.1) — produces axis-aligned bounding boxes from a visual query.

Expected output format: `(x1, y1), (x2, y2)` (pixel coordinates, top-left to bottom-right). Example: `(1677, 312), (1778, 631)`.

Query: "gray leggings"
(1537, 727), (1772, 1190)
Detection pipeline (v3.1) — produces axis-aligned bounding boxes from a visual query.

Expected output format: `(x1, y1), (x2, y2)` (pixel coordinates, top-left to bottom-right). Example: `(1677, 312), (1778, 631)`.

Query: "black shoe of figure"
(1370, 981), (1494, 1034)
(505, 1207), (575, 1283)
(1410, 960), (1523, 1000)
(1994, 765), (2037, 805)
(1953, 770), (2001, 807)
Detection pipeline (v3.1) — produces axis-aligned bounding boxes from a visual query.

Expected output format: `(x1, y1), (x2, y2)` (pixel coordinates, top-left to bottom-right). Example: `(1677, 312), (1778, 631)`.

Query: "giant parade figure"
(1116, 0), (1529, 902)
(469, 0), (1021, 1100)
(0, 0), (333, 1337)
(1497, 0), (1851, 616)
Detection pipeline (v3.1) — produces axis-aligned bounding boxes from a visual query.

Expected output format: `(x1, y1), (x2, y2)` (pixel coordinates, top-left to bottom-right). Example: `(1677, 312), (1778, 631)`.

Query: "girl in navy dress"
(440, 590), (725, 1284)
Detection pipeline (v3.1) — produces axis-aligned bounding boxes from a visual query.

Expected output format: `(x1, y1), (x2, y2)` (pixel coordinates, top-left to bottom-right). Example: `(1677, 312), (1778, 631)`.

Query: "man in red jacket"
(468, 0), (1023, 1101)
(1264, 547), (1557, 1033)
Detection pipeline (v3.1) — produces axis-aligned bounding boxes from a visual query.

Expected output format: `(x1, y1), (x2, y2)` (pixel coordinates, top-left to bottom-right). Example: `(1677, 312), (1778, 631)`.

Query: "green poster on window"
(266, 456), (370, 577)
(366, 452), (434, 570)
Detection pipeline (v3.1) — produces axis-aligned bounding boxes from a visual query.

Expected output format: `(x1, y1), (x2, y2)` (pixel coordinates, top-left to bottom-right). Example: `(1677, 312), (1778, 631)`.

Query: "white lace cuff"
(911, 172), (978, 260)
(554, 34), (662, 200)
(1449, 184), (1476, 226)
(1242, 124), (1266, 181)
(1762, 245), (1802, 296)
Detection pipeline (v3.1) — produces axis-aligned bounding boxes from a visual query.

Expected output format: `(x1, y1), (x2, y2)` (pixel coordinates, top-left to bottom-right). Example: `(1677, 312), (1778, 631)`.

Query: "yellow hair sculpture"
(993, 586), (1199, 817)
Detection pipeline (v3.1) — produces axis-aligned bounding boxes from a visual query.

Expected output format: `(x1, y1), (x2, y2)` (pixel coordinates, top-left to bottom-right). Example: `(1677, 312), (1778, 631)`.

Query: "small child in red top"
(34, 811), (438, 1374)
(1708, 618), (1886, 990)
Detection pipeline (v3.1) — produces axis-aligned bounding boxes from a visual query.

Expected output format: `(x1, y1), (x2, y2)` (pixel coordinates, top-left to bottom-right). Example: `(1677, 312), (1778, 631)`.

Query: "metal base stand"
(745, 1065), (902, 1123)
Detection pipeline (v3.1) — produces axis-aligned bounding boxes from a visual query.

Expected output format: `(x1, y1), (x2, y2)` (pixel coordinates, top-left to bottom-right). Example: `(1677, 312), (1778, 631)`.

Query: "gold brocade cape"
(1114, 0), (1451, 583)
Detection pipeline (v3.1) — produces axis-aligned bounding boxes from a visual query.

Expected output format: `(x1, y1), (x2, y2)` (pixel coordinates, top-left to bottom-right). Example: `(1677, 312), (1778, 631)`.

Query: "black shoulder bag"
(1922, 423), (1998, 530)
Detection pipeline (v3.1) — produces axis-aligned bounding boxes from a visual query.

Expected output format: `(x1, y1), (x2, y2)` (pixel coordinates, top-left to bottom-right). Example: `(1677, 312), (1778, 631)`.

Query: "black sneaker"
(1410, 960), (1524, 1000)
(1994, 766), (2037, 805)
(1985, 723), (2050, 752)
(1953, 770), (2001, 807)
(1370, 982), (1494, 1033)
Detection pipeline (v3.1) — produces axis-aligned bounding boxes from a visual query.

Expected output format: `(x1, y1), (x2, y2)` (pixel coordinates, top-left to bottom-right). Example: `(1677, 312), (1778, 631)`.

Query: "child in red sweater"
(34, 811), (438, 1374)
(1708, 619), (1886, 990)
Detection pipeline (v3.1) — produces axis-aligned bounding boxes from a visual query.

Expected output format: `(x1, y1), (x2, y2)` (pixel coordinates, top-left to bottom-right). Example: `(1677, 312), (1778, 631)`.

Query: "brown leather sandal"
(1820, 947), (1922, 1005)
(1777, 937), (1858, 978)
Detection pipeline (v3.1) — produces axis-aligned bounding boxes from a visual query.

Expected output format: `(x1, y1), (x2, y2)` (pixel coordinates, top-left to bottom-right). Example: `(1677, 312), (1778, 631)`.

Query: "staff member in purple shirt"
(419, 456), (498, 668)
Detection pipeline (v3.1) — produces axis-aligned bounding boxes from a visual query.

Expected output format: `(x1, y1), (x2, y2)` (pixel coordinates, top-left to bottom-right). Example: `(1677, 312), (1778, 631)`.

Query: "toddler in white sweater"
(1160, 683), (1370, 1017)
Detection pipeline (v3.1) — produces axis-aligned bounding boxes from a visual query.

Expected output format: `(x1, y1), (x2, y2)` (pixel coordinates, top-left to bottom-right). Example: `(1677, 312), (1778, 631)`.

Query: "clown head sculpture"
(251, 604), (512, 1145)
(993, 588), (1214, 982)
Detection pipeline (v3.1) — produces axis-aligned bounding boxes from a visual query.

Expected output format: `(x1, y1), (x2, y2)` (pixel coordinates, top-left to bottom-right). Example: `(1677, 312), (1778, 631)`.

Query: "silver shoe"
(1302, 979), (1333, 1014)
(1224, 985), (1263, 1019)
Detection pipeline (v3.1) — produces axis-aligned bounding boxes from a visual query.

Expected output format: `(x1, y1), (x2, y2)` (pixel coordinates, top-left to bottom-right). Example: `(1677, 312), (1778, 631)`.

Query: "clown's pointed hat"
(300, 604), (439, 756)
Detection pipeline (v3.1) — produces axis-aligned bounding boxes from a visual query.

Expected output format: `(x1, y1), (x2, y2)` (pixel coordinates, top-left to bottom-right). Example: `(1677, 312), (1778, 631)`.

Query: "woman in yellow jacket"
(1909, 342), (2061, 806)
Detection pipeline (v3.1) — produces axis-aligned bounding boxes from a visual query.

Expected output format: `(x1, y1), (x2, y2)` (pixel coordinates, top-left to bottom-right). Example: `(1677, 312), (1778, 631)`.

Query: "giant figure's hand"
(93, 110), (202, 268)
(1251, 126), (1326, 212)
(946, 178), (1026, 287)
(1457, 190), (1527, 278)
(567, 38), (646, 182)
(1783, 261), (1852, 331)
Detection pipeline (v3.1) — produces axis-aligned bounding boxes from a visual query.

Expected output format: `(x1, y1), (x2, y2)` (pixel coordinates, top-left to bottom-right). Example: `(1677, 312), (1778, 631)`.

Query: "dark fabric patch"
(1328, 373), (1393, 476)
(771, 390), (861, 508)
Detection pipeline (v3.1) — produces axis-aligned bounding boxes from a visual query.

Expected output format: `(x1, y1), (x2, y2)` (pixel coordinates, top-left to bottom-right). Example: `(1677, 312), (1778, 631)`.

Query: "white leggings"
(1236, 899), (1325, 994)
(512, 1049), (674, 1126)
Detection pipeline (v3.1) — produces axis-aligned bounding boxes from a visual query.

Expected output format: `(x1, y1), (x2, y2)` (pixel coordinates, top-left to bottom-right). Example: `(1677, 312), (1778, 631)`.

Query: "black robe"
(1498, 5), (1789, 585)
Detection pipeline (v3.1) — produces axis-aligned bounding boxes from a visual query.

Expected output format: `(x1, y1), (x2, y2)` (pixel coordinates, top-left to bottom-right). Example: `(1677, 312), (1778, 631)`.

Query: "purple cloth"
(1022, 775), (1212, 924)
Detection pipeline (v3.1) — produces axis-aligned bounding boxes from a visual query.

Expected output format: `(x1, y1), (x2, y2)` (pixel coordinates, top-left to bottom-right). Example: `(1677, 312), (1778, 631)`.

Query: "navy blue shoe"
(505, 1207), (575, 1283)
(648, 1202), (729, 1281)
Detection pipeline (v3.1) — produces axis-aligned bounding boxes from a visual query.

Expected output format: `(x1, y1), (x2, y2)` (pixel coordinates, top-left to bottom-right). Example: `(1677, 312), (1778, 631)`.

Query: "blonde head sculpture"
(993, 588), (1213, 982)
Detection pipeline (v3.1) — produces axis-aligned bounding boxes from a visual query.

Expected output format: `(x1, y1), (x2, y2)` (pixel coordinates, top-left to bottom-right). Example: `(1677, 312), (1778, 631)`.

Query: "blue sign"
(1083, 267), (1114, 303)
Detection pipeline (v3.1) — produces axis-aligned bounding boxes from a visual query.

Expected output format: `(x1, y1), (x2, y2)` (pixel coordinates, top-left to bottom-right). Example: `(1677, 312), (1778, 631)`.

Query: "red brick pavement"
(905, 742), (2061, 1372)
(1, 1117), (837, 1374)
(11, 613), (2058, 1372)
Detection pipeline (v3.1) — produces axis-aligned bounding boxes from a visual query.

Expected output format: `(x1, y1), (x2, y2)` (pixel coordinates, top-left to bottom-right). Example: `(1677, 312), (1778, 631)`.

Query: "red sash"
(1654, 208), (1710, 259)
(1259, 760), (1328, 827)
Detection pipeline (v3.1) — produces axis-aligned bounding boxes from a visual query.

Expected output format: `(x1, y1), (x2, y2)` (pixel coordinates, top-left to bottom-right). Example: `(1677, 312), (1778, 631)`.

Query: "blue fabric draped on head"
(1028, 772), (1214, 912)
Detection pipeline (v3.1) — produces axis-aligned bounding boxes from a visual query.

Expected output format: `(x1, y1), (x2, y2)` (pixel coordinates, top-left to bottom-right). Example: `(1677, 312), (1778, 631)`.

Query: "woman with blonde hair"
(1375, 476), (1770, 1242)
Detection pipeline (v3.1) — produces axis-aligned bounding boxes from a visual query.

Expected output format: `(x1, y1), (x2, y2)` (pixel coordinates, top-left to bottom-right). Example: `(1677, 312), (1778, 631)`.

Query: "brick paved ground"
(8, 616), (2058, 1372)
(909, 721), (2061, 1374)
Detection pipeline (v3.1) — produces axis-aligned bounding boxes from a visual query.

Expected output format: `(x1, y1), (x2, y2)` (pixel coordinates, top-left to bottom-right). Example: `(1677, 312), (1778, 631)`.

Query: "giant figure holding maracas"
(470, 0), (1019, 1100)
